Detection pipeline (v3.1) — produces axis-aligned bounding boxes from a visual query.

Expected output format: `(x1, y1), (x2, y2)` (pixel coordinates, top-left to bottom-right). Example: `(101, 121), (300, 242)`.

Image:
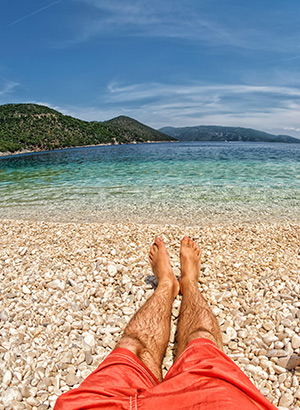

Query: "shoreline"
(0, 140), (177, 158)
(1, 219), (300, 408)
(1, 138), (299, 158)
(1, 203), (299, 227)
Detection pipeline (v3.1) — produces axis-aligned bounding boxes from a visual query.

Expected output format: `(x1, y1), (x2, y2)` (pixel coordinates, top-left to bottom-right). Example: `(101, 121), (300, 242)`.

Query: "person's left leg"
(116, 237), (179, 382)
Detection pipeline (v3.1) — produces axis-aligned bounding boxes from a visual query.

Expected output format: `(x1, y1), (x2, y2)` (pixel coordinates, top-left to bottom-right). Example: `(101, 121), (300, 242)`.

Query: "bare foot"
(149, 237), (179, 297)
(180, 236), (201, 293)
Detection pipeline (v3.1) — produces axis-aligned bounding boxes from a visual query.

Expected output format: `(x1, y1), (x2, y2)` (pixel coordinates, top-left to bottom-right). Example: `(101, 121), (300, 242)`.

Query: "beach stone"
(259, 358), (270, 370)
(85, 351), (93, 365)
(66, 373), (78, 386)
(277, 357), (289, 370)
(26, 396), (39, 406)
(21, 385), (31, 398)
(278, 392), (294, 407)
(260, 387), (270, 396)
(284, 355), (300, 370)
(263, 333), (278, 345)
(274, 341), (284, 349)
(3, 369), (12, 386)
(294, 388), (300, 399)
(35, 366), (45, 379)
(9, 402), (25, 410)
(81, 369), (92, 379)
(122, 307), (135, 316)
(121, 275), (131, 285)
(266, 349), (287, 358)
(47, 279), (64, 290)
(222, 333), (231, 344)
(2, 387), (23, 407)
(292, 334), (300, 349)
(22, 284), (31, 294)
(0, 310), (8, 321)
(245, 364), (268, 379)
(62, 350), (73, 364)
(262, 320), (274, 331)
(107, 265), (117, 277)
(38, 405), (49, 410)
(238, 330), (247, 339)
(226, 327), (237, 340)
(211, 306), (221, 316)
(273, 364), (287, 374)
(292, 375), (299, 387)
(84, 333), (95, 347)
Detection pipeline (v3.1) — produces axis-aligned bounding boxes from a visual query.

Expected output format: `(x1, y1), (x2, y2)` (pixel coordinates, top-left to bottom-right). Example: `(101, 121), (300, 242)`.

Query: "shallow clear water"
(0, 142), (299, 225)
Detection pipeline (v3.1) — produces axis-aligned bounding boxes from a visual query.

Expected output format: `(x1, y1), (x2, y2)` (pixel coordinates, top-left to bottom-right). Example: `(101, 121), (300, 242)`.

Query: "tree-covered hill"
(160, 125), (300, 143)
(103, 115), (174, 143)
(0, 104), (175, 153)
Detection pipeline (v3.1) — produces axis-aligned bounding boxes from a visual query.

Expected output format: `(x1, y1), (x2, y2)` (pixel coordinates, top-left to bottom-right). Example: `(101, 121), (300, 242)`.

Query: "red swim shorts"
(54, 338), (277, 410)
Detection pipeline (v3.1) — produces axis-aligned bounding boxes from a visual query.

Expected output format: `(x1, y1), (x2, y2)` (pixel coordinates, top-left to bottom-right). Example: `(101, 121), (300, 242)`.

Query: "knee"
(116, 336), (142, 357)
(188, 329), (223, 351)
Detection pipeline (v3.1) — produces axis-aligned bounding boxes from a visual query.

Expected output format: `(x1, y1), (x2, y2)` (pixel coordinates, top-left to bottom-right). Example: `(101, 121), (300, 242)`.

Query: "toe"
(181, 235), (189, 245)
(149, 244), (157, 258)
(154, 237), (164, 247)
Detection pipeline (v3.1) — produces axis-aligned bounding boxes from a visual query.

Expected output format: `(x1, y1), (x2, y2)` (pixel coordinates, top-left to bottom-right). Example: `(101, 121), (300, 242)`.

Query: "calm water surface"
(0, 142), (299, 225)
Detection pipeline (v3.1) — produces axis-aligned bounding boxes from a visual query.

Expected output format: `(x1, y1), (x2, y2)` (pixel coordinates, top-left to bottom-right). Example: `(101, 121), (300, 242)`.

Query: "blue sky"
(1, 0), (300, 137)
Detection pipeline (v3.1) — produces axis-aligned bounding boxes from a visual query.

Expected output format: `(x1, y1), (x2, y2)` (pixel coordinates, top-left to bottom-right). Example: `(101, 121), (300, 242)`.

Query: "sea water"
(0, 141), (299, 225)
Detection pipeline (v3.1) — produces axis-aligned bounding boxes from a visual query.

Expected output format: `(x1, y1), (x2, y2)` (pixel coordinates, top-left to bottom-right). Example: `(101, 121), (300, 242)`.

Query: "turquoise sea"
(0, 142), (299, 225)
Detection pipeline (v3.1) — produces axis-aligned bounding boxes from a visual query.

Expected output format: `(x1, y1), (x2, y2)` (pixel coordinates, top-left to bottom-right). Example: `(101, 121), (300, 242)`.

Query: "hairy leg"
(175, 236), (223, 360)
(116, 237), (179, 382)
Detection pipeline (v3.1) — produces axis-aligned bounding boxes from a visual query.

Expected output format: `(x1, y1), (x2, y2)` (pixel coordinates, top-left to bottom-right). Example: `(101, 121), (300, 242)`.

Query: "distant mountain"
(160, 125), (300, 143)
(0, 104), (175, 153)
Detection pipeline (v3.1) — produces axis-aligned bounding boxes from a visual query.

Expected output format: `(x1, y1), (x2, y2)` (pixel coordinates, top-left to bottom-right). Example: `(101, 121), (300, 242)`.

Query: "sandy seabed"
(0, 219), (300, 409)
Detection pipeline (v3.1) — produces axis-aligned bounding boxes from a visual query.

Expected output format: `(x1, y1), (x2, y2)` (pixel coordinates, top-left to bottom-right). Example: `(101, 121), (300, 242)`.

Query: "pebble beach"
(0, 219), (299, 409)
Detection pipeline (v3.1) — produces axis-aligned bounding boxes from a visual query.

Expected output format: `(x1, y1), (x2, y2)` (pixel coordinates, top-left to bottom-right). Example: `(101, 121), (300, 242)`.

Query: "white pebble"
(278, 392), (294, 407)
(226, 327), (237, 340)
(122, 307), (135, 316)
(22, 284), (31, 294)
(107, 264), (117, 277)
(0, 310), (8, 321)
(3, 370), (12, 386)
(2, 387), (22, 407)
(292, 334), (300, 349)
(84, 333), (95, 347)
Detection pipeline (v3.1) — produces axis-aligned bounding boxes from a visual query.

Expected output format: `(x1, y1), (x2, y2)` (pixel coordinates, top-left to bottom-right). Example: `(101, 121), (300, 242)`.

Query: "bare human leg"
(116, 237), (179, 382)
(175, 236), (223, 360)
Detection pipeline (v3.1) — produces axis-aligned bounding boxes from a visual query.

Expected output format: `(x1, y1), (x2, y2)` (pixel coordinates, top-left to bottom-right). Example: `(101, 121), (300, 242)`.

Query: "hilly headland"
(0, 104), (175, 154)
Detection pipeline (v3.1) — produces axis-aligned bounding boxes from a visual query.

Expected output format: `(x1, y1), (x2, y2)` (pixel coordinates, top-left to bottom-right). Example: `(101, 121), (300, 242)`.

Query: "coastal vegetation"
(160, 125), (300, 143)
(0, 104), (174, 153)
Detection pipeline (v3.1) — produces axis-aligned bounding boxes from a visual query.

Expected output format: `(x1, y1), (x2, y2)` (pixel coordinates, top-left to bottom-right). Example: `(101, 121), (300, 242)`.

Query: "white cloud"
(107, 81), (300, 137)
(70, 0), (300, 53)
(58, 80), (300, 138)
(0, 79), (19, 98)
(284, 126), (300, 132)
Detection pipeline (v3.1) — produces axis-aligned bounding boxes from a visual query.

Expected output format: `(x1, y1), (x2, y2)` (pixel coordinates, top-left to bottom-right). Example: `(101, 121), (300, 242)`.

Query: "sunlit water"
(0, 142), (299, 225)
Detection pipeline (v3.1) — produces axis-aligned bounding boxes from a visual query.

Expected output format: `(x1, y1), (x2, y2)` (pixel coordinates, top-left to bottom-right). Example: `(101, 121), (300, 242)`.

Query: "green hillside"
(104, 115), (174, 143)
(160, 125), (300, 143)
(0, 104), (174, 153)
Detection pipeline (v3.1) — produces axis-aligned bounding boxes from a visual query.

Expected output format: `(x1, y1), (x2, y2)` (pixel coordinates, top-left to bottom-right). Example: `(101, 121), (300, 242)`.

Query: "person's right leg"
(175, 236), (223, 360)
(116, 237), (179, 382)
